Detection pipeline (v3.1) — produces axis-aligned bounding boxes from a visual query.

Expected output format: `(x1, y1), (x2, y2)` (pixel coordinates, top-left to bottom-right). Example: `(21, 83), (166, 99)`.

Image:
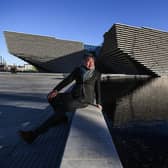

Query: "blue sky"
(1, 0), (168, 65)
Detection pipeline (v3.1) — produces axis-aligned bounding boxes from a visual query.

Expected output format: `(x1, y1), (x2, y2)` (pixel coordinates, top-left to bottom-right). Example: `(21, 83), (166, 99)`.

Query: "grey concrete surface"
(0, 72), (122, 168)
(61, 105), (123, 168)
(0, 72), (72, 168)
(99, 23), (168, 76)
(4, 31), (85, 73)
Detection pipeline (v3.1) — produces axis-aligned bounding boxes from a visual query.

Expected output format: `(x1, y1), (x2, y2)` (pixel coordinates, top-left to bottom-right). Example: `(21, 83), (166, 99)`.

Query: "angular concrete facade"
(4, 31), (85, 73)
(4, 24), (168, 76)
(98, 24), (168, 76)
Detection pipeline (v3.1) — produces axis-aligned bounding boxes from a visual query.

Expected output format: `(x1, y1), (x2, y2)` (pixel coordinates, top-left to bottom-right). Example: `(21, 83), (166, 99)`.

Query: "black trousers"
(34, 93), (88, 135)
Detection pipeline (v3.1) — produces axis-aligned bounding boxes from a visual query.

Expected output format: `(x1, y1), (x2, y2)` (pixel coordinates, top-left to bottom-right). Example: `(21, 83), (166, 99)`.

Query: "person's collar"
(81, 65), (89, 70)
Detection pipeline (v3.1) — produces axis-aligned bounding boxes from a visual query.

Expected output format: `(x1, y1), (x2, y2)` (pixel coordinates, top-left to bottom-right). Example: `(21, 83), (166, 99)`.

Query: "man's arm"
(48, 68), (78, 102)
(53, 68), (78, 92)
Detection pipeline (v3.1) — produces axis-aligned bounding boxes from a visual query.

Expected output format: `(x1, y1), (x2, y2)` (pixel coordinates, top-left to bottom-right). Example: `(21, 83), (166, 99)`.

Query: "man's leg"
(33, 94), (88, 135)
(19, 93), (69, 144)
(33, 113), (68, 135)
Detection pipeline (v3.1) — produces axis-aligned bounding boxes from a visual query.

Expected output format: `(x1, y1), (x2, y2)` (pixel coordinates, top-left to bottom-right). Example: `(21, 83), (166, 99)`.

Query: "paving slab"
(0, 73), (73, 168)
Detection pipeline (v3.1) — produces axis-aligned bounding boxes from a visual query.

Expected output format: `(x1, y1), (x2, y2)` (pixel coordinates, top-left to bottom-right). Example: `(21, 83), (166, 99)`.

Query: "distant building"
(4, 31), (99, 73)
(0, 56), (7, 71)
(97, 23), (168, 76)
(0, 65), (5, 71)
(4, 24), (168, 76)
(10, 64), (37, 72)
(24, 64), (37, 72)
(16, 65), (25, 72)
(84, 44), (101, 56)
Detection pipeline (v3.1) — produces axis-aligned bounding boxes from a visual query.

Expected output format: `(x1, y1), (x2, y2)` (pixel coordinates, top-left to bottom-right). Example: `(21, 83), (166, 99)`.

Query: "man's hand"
(48, 90), (58, 102)
(96, 104), (102, 110)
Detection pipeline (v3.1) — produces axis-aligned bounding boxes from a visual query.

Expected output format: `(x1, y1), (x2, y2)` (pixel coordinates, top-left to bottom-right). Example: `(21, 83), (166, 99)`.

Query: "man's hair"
(83, 51), (96, 60)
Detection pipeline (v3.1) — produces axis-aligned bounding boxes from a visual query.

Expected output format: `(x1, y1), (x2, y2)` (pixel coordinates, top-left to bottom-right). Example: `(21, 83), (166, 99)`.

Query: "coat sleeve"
(95, 72), (101, 105)
(53, 67), (78, 91)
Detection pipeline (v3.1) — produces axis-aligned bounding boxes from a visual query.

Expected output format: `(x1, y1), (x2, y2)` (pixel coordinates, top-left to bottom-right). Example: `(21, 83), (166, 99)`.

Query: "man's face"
(84, 56), (95, 70)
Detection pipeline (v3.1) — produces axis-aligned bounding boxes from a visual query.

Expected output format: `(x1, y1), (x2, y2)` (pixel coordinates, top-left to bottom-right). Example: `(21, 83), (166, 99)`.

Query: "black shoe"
(19, 130), (38, 144)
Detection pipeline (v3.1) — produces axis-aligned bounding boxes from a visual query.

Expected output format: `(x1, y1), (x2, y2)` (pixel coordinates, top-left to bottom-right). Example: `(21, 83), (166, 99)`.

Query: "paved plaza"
(0, 72), (122, 168)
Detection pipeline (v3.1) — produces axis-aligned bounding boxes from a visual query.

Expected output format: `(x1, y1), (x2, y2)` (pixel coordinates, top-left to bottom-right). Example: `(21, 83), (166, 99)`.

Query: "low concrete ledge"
(60, 105), (123, 168)
(101, 74), (150, 81)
